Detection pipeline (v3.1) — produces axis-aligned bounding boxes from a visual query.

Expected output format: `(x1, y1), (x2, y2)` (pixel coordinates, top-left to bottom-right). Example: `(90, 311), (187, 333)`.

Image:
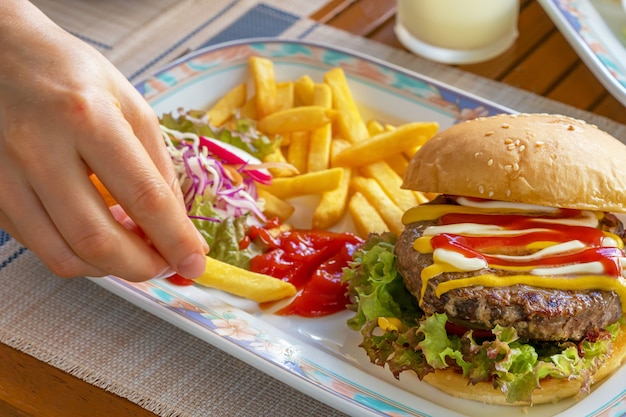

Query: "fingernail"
(177, 252), (206, 279)
(152, 266), (176, 280)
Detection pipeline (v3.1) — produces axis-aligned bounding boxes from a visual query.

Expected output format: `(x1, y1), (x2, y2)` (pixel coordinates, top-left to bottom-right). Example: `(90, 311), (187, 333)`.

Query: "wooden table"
(2, 1), (624, 416)
(312, 0), (626, 126)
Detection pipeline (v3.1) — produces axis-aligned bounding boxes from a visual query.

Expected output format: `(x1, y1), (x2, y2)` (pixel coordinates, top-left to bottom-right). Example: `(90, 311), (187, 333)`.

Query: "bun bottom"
(422, 321), (626, 405)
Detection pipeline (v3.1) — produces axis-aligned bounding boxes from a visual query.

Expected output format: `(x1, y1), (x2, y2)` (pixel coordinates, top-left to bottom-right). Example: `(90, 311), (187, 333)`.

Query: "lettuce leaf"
(343, 233), (421, 330)
(160, 111), (278, 159)
(342, 233), (624, 404)
(189, 196), (263, 269)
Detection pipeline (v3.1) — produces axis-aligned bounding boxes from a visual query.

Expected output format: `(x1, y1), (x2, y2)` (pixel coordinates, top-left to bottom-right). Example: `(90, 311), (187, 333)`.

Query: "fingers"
(0, 169), (108, 278)
(76, 95), (208, 279)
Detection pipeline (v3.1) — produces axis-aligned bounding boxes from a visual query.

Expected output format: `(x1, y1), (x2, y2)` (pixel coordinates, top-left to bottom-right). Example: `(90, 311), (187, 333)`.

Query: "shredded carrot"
(89, 174), (117, 207)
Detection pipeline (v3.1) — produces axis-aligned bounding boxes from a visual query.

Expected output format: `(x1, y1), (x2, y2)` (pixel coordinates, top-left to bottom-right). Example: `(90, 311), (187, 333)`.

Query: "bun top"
(402, 113), (626, 213)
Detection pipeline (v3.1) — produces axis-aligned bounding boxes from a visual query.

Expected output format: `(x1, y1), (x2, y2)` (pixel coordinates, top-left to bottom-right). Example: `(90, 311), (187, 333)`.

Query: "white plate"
(90, 39), (626, 417)
(538, 0), (626, 105)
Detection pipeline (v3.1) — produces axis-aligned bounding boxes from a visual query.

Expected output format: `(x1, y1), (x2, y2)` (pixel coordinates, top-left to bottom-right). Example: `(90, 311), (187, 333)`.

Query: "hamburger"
(343, 113), (626, 405)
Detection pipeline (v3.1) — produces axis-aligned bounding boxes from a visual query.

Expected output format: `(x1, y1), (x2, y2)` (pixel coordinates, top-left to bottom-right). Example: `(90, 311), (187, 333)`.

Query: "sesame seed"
(506, 189), (511, 197)
(488, 191), (494, 197)
(568, 125), (575, 131)
(504, 138), (513, 144)
(478, 185), (485, 194)
(507, 144), (516, 150)
(485, 131), (494, 136)
(501, 124), (510, 129)
(536, 141), (545, 147)
(504, 165), (512, 172)
(519, 145), (526, 152)
(487, 159), (494, 166)
(513, 163), (519, 171)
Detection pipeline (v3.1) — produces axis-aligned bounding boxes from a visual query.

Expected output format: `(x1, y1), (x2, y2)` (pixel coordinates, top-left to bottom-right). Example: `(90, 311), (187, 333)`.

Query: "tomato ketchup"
(250, 228), (363, 317)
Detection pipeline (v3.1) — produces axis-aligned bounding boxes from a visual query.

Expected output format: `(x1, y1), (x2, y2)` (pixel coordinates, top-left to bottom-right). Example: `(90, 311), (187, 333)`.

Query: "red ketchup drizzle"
(431, 211), (624, 277)
(249, 229), (363, 317)
(167, 273), (195, 286)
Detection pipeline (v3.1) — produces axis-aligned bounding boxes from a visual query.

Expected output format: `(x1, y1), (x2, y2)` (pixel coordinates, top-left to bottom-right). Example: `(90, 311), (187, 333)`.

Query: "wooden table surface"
(2, 1), (624, 416)
(313, 0), (626, 126)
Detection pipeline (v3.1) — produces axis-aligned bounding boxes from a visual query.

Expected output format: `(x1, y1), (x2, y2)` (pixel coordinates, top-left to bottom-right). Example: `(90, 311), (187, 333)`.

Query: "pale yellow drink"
(395, 0), (519, 64)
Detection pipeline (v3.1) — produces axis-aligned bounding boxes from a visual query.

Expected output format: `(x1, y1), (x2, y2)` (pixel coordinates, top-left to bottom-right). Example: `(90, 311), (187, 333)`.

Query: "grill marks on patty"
(395, 217), (623, 341)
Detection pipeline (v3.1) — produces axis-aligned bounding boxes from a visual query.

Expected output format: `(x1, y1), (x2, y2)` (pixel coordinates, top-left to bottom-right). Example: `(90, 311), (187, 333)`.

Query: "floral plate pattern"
(538, 0), (626, 105)
(91, 39), (626, 417)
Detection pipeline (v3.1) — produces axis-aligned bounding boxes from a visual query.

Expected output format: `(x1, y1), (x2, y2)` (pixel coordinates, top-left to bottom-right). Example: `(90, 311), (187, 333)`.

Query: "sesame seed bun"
(402, 113), (626, 213)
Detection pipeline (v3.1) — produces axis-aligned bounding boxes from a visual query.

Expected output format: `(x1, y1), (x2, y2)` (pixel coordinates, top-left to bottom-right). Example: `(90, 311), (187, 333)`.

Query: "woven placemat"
(4, 1), (626, 416)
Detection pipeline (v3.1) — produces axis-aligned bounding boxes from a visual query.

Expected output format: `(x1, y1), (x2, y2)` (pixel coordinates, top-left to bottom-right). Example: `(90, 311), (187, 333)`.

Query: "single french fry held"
(195, 256), (296, 303)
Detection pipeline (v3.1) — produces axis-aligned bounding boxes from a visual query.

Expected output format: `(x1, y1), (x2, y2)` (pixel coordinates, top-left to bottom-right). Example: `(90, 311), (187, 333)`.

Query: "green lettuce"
(342, 233), (624, 404)
(160, 111), (278, 159)
(188, 196), (263, 269)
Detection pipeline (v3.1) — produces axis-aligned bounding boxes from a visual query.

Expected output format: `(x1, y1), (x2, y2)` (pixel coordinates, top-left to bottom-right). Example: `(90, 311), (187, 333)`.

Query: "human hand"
(0, 1), (208, 281)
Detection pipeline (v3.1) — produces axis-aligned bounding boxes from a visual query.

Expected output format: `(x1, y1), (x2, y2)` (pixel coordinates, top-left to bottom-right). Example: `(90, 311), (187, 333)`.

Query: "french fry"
(258, 167), (343, 199)
(330, 138), (352, 159)
(312, 167), (351, 230)
(294, 74), (315, 106)
(257, 189), (295, 221)
(384, 153), (410, 176)
(348, 192), (389, 237)
(275, 81), (295, 112)
(333, 121), (438, 167)
(249, 56), (277, 119)
(308, 84), (333, 172)
(324, 67), (369, 143)
(257, 106), (337, 135)
(239, 94), (258, 120)
(263, 147), (298, 177)
(287, 131), (310, 174)
(350, 177), (404, 235)
(308, 124), (332, 172)
(414, 191), (432, 204)
(366, 119), (385, 136)
(360, 161), (419, 211)
(206, 83), (247, 127)
(195, 256), (296, 303)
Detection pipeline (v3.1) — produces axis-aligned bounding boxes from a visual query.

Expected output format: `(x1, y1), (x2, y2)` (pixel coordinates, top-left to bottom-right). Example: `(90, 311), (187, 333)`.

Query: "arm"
(0, 0), (208, 281)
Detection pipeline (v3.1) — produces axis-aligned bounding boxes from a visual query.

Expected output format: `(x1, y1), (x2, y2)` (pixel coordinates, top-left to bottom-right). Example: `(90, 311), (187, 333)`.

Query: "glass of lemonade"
(395, 0), (519, 64)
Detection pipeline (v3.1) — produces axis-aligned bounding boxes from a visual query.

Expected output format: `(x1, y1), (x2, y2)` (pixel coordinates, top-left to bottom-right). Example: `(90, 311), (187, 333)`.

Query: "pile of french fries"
(208, 56), (439, 238)
(193, 56), (439, 303)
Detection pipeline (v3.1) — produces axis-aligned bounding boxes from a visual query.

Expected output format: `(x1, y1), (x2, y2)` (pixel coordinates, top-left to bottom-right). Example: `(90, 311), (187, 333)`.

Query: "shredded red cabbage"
(161, 126), (267, 224)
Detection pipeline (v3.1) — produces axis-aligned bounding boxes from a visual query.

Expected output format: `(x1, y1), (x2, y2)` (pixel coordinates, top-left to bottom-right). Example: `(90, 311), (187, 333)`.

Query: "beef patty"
(395, 216), (623, 341)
